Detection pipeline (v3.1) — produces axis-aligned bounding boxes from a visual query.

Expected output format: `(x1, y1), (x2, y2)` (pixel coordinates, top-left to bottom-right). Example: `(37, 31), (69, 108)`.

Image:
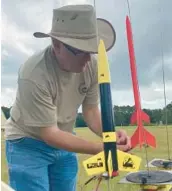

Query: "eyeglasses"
(63, 44), (86, 56)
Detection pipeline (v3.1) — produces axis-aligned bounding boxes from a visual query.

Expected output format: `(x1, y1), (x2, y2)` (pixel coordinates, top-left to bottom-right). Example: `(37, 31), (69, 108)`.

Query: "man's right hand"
(116, 130), (131, 152)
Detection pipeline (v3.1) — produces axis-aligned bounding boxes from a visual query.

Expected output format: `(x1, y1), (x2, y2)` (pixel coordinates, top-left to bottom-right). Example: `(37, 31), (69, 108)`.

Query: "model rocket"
(97, 39), (119, 177)
(83, 39), (141, 178)
(126, 15), (156, 149)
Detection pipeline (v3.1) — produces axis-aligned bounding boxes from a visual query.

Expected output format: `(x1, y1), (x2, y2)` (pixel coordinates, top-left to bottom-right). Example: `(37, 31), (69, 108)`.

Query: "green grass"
(1, 126), (172, 190)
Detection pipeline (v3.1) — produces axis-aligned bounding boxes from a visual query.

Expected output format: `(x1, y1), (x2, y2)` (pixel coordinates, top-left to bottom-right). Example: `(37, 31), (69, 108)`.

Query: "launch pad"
(145, 159), (172, 170)
(125, 171), (172, 184)
(119, 171), (172, 191)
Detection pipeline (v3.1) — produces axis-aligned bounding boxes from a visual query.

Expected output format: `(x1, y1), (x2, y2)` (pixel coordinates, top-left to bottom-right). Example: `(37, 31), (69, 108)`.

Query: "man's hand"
(82, 104), (132, 152)
(116, 129), (131, 152)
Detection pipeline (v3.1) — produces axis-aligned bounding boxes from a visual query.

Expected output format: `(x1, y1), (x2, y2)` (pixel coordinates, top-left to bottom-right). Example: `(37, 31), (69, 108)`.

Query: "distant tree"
(4, 102), (170, 128)
(162, 102), (172, 124)
(113, 105), (134, 126)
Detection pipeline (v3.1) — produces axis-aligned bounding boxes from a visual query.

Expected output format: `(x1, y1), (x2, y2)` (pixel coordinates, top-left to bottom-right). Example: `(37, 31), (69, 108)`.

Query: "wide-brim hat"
(33, 4), (116, 53)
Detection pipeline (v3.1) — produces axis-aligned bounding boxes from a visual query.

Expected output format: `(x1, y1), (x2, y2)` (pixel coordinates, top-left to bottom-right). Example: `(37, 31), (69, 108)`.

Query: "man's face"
(52, 39), (91, 73)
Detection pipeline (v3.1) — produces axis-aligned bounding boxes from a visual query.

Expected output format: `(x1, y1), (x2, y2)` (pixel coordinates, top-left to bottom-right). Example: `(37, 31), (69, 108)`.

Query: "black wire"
(126, 0), (131, 19)
(159, 5), (171, 161)
(93, 0), (96, 8)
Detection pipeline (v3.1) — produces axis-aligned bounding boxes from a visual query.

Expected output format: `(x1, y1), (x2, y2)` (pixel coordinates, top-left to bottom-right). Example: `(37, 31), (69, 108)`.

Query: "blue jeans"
(5, 137), (78, 191)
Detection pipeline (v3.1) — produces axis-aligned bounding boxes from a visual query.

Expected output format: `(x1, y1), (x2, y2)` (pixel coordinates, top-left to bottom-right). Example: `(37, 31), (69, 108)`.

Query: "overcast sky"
(1, 0), (172, 109)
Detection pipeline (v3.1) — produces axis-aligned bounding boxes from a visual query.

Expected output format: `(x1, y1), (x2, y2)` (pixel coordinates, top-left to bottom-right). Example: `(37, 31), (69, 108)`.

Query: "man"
(5, 4), (131, 191)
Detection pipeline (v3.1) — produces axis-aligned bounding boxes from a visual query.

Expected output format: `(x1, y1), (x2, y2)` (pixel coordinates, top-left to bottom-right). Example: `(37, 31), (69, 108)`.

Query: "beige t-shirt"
(4, 45), (99, 140)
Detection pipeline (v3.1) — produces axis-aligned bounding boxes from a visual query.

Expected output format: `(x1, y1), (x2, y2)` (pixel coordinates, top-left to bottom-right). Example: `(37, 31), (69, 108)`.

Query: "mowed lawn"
(1, 126), (172, 191)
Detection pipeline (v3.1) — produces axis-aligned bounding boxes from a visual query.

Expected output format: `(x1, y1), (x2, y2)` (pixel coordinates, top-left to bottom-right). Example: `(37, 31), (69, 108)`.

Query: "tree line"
(1, 101), (172, 127)
(75, 102), (172, 127)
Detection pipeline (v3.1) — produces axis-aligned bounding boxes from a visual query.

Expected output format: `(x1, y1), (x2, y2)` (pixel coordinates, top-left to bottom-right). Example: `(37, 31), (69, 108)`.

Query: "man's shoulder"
(18, 46), (51, 83)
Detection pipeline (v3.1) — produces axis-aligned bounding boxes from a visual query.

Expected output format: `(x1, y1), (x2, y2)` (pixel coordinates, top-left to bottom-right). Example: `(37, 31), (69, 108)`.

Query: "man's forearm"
(40, 126), (103, 155)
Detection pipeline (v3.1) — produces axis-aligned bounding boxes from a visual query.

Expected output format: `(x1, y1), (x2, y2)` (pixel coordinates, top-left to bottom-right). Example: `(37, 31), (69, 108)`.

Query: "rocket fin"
(130, 110), (150, 124)
(130, 111), (137, 124)
(131, 126), (156, 149)
(141, 110), (150, 123)
(83, 150), (142, 176)
(117, 150), (141, 172)
(107, 151), (113, 177)
(83, 151), (106, 176)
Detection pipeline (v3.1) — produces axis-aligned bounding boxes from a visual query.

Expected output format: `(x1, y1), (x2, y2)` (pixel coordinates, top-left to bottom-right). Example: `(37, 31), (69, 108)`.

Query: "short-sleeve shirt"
(4, 45), (99, 140)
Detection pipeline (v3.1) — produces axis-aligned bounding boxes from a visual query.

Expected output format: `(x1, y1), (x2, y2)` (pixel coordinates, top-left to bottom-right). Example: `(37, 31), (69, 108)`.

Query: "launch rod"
(98, 40), (118, 176)
(126, 16), (142, 110)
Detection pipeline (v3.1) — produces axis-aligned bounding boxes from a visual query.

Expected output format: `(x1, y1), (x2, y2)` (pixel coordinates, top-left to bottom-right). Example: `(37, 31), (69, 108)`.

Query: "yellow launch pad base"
(139, 185), (172, 191)
(120, 181), (172, 191)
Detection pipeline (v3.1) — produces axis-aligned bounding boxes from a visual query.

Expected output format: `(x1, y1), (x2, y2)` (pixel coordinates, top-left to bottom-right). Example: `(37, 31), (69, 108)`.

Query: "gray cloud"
(95, 0), (172, 107)
(105, 0), (172, 90)
(1, 0), (54, 32)
(1, 0), (172, 108)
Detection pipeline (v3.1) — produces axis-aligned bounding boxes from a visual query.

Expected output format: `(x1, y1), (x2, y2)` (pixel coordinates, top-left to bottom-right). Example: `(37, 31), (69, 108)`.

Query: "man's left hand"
(116, 129), (131, 152)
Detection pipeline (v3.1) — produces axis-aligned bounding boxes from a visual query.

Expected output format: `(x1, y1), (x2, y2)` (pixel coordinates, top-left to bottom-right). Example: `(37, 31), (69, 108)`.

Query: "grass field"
(1, 126), (172, 191)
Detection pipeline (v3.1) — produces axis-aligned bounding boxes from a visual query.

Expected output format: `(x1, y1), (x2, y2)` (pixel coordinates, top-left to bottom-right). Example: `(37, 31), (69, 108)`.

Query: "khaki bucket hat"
(33, 4), (116, 53)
